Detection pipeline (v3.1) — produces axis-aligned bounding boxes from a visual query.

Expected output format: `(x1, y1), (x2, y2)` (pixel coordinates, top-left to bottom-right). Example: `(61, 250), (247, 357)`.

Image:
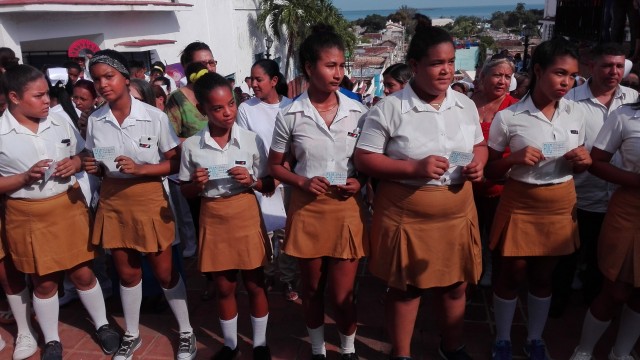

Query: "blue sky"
(331, 1), (545, 11)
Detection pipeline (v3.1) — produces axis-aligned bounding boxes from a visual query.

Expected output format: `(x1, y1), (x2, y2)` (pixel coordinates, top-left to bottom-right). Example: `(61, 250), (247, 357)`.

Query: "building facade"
(0, 0), (284, 82)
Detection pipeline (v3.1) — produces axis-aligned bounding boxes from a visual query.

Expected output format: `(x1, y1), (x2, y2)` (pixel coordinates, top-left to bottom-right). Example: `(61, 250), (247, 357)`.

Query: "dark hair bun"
(311, 24), (336, 35)
(414, 13), (433, 32)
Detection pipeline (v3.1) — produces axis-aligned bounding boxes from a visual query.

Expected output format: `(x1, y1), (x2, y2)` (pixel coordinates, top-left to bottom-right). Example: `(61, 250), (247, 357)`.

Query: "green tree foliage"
(354, 14), (387, 33)
(387, 6), (418, 36)
(449, 16), (483, 38)
(489, 2), (543, 30)
(258, 0), (356, 77)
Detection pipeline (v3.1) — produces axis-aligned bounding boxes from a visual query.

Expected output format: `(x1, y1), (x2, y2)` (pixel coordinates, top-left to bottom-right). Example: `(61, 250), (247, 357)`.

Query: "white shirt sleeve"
(85, 116), (95, 151)
(158, 113), (180, 153)
(488, 111), (509, 152)
(236, 104), (250, 131)
(356, 105), (389, 154)
(593, 111), (625, 153)
(253, 135), (268, 179)
(270, 112), (291, 153)
(178, 141), (194, 182)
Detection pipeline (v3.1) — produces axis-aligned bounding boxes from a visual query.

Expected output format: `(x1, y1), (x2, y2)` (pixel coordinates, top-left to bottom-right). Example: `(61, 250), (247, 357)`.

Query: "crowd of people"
(0, 13), (638, 360)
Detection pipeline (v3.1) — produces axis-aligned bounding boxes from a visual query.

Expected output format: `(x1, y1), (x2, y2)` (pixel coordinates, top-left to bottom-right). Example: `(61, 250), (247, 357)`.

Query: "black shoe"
(390, 358), (412, 360)
(253, 345), (271, 360)
(41, 340), (63, 360)
(311, 355), (326, 360)
(439, 344), (472, 360)
(212, 345), (240, 360)
(341, 353), (359, 360)
(95, 324), (120, 354)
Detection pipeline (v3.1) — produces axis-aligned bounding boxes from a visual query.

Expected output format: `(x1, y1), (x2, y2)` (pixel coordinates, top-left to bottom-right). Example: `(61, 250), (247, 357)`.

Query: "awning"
(114, 39), (177, 48)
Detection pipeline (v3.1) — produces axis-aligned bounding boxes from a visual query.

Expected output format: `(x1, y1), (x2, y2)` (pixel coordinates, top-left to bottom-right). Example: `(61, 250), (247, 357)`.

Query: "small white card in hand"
(542, 141), (567, 157)
(44, 161), (57, 182)
(208, 164), (231, 180)
(93, 146), (117, 163)
(324, 171), (347, 185)
(448, 151), (474, 166)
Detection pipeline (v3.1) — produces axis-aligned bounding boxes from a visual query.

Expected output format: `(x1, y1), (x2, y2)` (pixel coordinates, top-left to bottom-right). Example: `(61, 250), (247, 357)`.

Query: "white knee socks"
(77, 281), (108, 329)
(6, 288), (35, 336)
(162, 276), (193, 333)
(307, 325), (326, 356)
(220, 314), (238, 349)
(251, 314), (268, 347)
(32, 293), (60, 343)
(493, 294), (517, 341)
(527, 293), (551, 341)
(120, 281), (142, 337)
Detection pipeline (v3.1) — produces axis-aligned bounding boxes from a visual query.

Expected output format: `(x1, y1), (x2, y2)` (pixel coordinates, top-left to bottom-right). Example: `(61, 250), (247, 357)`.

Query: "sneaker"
(341, 353), (359, 360)
(253, 345), (271, 360)
(95, 324), (120, 355)
(524, 339), (550, 360)
(176, 331), (196, 360)
(569, 347), (592, 360)
(212, 345), (240, 360)
(112, 334), (142, 360)
(13, 332), (38, 360)
(438, 344), (472, 360)
(283, 283), (299, 301)
(608, 349), (635, 360)
(492, 340), (513, 360)
(41, 340), (63, 360)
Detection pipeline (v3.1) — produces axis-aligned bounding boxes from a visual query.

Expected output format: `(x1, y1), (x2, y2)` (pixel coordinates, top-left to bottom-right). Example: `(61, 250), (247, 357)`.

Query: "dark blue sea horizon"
(341, 4), (545, 21)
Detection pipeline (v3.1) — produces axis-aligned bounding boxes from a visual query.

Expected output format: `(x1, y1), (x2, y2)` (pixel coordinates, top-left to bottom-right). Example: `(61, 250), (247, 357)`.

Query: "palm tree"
(258, 0), (313, 78)
(258, 0), (356, 78)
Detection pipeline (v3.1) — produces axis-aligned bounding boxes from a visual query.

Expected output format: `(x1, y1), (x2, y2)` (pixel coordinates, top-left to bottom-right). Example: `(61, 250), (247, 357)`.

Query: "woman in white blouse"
(269, 25), (367, 359)
(355, 19), (486, 360)
(570, 102), (640, 360)
(485, 38), (591, 359)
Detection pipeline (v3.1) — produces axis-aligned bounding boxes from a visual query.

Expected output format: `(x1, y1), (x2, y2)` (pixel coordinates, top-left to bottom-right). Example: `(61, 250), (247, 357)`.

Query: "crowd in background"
(0, 9), (638, 360)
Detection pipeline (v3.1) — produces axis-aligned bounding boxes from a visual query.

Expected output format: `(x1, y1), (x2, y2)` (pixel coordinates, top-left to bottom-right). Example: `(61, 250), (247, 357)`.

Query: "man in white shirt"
(552, 42), (639, 316)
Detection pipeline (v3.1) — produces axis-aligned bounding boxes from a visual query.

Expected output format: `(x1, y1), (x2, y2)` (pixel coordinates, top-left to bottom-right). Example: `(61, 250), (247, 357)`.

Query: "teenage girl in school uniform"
(269, 25), (368, 359)
(485, 38), (591, 360)
(355, 19), (486, 360)
(82, 50), (195, 360)
(569, 101), (640, 360)
(180, 71), (274, 360)
(0, 64), (119, 360)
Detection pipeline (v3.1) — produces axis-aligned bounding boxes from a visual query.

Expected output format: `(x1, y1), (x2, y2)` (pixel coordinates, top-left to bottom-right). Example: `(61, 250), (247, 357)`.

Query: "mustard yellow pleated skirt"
(489, 179), (579, 257)
(368, 181), (482, 291)
(5, 183), (94, 275)
(198, 191), (270, 272)
(283, 187), (368, 260)
(93, 177), (175, 253)
(598, 187), (640, 287)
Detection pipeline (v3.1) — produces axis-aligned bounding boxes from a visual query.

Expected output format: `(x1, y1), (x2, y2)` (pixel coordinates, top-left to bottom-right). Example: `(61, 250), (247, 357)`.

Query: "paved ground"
(0, 256), (638, 360)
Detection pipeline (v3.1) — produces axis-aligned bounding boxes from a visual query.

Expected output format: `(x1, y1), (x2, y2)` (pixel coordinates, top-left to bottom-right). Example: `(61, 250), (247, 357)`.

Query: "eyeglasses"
(200, 60), (218, 67)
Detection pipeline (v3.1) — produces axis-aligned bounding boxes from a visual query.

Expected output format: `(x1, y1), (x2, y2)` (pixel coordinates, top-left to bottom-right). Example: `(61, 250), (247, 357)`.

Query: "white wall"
(0, 0), (287, 81)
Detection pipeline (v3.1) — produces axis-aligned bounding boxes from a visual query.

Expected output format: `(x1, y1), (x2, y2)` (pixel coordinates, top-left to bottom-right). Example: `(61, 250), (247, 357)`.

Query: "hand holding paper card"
(208, 164), (231, 180)
(324, 171), (347, 185)
(43, 161), (57, 182)
(448, 151), (474, 166)
(542, 141), (567, 157)
(93, 146), (117, 163)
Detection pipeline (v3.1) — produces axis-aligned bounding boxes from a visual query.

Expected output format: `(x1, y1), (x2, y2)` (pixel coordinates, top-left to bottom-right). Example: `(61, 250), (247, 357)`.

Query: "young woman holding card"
(354, 18), (486, 360)
(82, 50), (195, 360)
(179, 72), (274, 360)
(568, 101), (640, 360)
(268, 25), (368, 359)
(0, 64), (119, 360)
(485, 38), (591, 360)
